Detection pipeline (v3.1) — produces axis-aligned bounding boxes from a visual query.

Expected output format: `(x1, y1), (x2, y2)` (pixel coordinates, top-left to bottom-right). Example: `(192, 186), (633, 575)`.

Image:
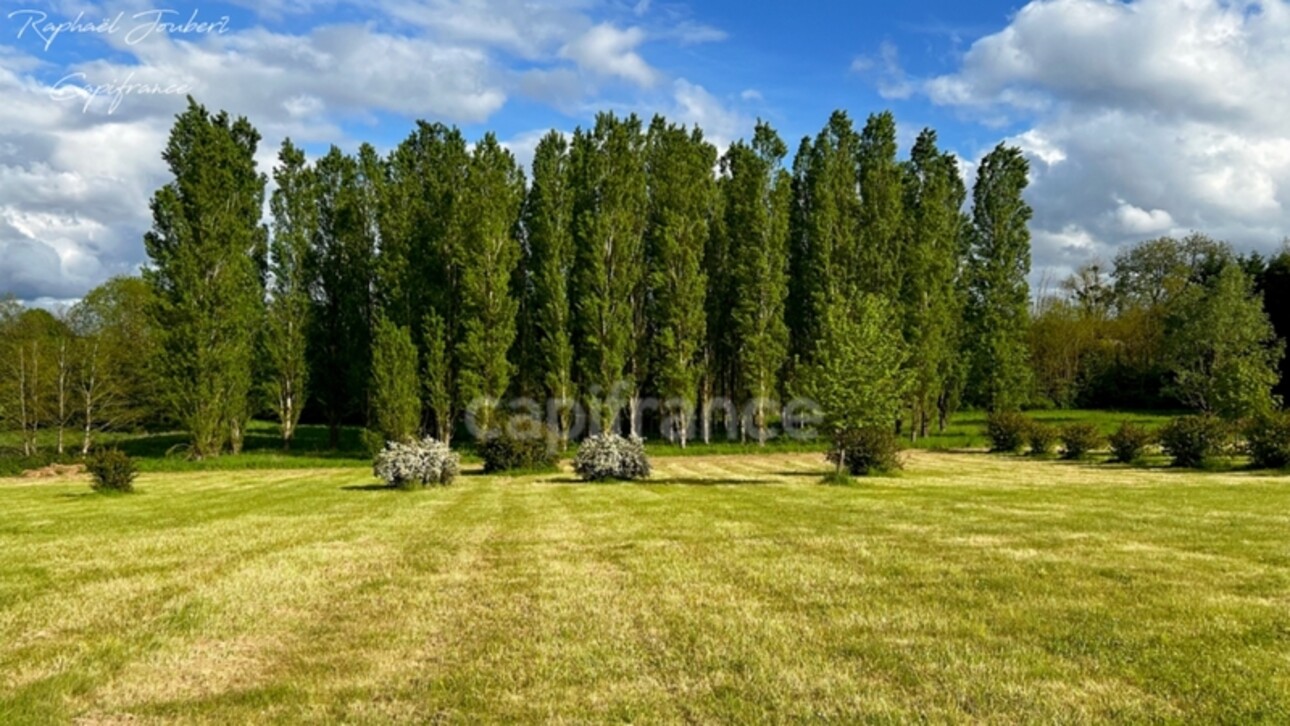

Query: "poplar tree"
(797, 111), (862, 355)
(143, 97), (266, 458)
(309, 147), (376, 447)
(570, 113), (648, 433)
(646, 117), (716, 446)
(524, 131), (577, 447)
(901, 129), (966, 439)
(370, 316), (421, 443)
(266, 139), (316, 449)
(856, 110), (905, 298)
(724, 121), (792, 445)
(965, 144), (1034, 411)
(455, 134), (525, 433)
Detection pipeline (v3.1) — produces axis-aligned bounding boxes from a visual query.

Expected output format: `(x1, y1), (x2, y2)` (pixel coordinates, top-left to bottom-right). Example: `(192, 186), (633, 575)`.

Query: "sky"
(2, 0), (1289, 305)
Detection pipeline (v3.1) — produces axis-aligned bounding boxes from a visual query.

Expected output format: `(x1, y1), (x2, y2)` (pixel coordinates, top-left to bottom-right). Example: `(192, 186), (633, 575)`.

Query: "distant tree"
(900, 129), (966, 438)
(1166, 264), (1283, 418)
(1, 307), (63, 456)
(855, 111), (905, 298)
(370, 317), (420, 443)
(646, 118), (716, 447)
(143, 97), (267, 457)
(422, 311), (454, 442)
(1113, 234), (1233, 309)
(1256, 242), (1290, 400)
(792, 111), (862, 363)
(524, 131), (577, 447)
(570, 113), (648, 433)
(964, 144), (1033, 412)
(800, 294), (910, 475)
(455, 134), (525, 433)
(724, 122), (792, 444)
(266, 139), (316, 449)
(66, 277), (156, 454)
(309, 147), (376, 448)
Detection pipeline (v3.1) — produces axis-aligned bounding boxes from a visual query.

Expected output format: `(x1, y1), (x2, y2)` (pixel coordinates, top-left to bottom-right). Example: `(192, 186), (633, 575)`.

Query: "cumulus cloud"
(924, 0), (1290, 279)
(0, 0), (729, 301)
(559, 23), (658, 88)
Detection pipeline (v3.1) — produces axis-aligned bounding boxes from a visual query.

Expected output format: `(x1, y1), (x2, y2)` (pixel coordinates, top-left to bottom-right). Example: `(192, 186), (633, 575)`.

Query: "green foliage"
(826, 426), (903, 476)
(479, 417), (559, 473)
(1243, 413), (1290, 470)
(1059, 423), (1103, 460)
(1025, 422), (1059, 456)
(1160, 415), (1233, 469)
(573, 433), (651, 481)
(985, 411), (1030, 453)
(965, 144), (1033, 412)
(855, 111), (905, 298)
(421, 311), (455, 442)
(143, 97), (267, 458)
(1108, 422), (1155, 464)
(801, 294), (910, 467)
(525, 131), (577, 447)
(724, 122), (793, 444)
(1165, 264), (1283, 419)
(370, 317), (420, 443)
(647, 118), (716, 447)
(86, 448), (137, 493)
(372, 437), (459, 489)
(308, 146), (377, 448)
(456, 135), (525, 433)
(265, 139), (316, 449)
(901, 129), (968, 439)
(571, 113), (649, 432)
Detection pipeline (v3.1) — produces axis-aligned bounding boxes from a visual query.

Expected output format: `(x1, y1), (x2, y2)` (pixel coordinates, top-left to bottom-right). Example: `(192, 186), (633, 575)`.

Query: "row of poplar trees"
(142, 98), (1032, 456)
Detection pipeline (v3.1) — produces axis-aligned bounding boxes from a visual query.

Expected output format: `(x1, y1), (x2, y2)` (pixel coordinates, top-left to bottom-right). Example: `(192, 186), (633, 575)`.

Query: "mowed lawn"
(3, 453), (1290, 723)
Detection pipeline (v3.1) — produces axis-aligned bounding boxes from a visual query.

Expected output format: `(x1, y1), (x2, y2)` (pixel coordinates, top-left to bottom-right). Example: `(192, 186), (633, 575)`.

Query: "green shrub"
(86, 449), (137, 493)
(479, 417), (559, 473)
(1059, 423), (1103, 460)
(1108, 422), (1155, 464)
(985, 411), (1030, 453)
(1025, 422), (1059, 456)
(1159, 416), (1232, 469)
(573, 433), (651, 482)
(827, 426), (903, 476)
(373, 437), (460, 489)
(1244, 413), (1290, 470)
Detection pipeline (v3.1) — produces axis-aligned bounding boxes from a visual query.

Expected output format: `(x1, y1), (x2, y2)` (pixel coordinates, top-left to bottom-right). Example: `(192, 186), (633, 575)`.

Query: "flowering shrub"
(572, 433), (651, 482)
(373, 437), (460, 489)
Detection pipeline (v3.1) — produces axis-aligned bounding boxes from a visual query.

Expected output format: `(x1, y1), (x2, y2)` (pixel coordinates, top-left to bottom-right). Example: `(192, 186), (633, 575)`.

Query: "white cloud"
(925, 0), (1290, 278)
(669, 79), (748, 151)
(851, 41), (913, 100)
(559, 23), (658, 88)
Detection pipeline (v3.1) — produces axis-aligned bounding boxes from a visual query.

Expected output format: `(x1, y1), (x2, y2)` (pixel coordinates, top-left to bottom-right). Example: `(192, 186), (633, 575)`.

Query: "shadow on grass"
(340, 483), (395, 492)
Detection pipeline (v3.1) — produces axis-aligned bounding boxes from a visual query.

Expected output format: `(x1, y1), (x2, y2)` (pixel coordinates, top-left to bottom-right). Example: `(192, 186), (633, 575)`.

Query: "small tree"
(800, 294), (910, 476)
(370, 317), (420, 443)
(1166, 264), (1283, 418)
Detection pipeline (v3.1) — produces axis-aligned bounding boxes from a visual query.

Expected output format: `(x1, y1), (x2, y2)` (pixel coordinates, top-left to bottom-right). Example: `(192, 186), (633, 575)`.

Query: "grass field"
(3, 451), (1289, 722)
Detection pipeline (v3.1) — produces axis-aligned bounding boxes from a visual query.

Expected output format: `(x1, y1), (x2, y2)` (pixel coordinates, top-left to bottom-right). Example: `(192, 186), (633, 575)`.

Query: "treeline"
(1030, 234), (1288, 415)
(4, 97), (1280, 458)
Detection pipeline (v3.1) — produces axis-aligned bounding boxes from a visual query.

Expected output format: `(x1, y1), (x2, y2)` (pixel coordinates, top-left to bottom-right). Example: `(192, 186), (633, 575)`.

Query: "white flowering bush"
(373, 437), (460, 489)
(572, 433), (651, 482)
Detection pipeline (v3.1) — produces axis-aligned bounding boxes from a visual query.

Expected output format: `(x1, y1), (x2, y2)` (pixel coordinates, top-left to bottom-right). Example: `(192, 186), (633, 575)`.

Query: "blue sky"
(3, 0), (1290, 303)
